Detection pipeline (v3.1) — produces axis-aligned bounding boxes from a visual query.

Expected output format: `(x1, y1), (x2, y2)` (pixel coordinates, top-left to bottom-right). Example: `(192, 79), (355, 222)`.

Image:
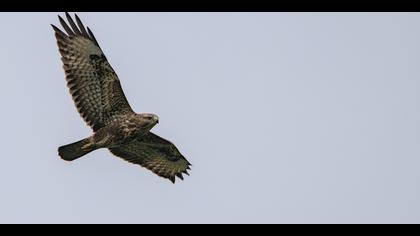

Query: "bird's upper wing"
(109, 132), (191, 183)
(52, 13), (134, 131)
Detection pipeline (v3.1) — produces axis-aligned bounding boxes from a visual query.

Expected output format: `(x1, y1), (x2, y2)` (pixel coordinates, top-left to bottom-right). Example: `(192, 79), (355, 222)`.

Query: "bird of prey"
(52, 13), (191, 183)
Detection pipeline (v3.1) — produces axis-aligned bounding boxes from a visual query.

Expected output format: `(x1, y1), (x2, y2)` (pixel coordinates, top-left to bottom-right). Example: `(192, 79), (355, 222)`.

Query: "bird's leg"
(81, 136), (96, 150)
(79, 132), (111, 151)
(81, 142), (93, 150)
(95, 134), (111, 147)
(90, 128), (115, 149)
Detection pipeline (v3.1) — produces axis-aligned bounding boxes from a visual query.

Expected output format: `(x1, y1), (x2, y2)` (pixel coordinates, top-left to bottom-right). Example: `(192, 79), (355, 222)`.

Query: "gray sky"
(0, 12), (420, 223)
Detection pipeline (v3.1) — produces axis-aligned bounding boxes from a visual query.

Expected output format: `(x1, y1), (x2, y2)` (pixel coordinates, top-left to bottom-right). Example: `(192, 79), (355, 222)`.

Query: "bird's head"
(138, 113), (159, 129)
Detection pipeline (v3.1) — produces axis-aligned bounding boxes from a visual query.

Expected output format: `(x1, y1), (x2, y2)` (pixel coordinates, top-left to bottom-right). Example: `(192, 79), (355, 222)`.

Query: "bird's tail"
(58, 138), (95, 161)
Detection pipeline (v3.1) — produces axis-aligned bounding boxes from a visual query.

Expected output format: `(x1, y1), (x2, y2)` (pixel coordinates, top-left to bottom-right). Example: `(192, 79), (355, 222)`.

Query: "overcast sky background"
(0, 13), (419, 223)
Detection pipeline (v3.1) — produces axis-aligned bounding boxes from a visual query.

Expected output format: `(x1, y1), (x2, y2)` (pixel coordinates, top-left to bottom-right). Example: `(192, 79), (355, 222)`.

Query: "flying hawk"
(52, 13), (191, 183)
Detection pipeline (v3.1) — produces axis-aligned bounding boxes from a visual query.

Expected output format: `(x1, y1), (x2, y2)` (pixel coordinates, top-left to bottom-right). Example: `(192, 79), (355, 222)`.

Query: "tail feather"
(58, 138), (94, 161)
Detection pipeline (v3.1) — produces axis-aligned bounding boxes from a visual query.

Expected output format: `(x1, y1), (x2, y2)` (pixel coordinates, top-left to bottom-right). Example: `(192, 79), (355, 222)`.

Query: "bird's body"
(52, 13), (191, 183)
(86, 113), (159, 149)
(91, 113), (159, 148)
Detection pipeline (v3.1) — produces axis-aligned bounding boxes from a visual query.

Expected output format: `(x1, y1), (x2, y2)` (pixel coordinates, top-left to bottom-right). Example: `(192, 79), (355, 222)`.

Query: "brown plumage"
(53, 13), (191, 183)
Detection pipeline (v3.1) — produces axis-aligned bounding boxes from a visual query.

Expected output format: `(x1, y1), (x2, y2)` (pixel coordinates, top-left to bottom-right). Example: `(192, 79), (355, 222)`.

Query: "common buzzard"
(52, 13), (191, 183)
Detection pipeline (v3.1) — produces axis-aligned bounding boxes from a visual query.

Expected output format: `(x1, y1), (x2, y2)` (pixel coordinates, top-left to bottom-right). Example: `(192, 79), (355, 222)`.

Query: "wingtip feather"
(58, 15), (75, 36)
(176, 173), (184, 180)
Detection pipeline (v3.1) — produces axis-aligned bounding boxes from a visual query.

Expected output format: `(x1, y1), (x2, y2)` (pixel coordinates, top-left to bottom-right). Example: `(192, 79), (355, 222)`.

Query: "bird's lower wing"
(109, 132), (191, 183)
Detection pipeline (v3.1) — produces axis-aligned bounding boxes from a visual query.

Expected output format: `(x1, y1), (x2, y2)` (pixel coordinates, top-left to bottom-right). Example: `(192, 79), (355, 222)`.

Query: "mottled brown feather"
(52, 14), (134, 131)
(109, 132), (192, 183)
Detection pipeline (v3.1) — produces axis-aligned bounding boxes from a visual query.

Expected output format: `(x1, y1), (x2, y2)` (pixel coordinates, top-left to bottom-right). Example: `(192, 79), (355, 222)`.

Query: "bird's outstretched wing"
(52, 13), (134, 131)
(109, 132), (192, 183)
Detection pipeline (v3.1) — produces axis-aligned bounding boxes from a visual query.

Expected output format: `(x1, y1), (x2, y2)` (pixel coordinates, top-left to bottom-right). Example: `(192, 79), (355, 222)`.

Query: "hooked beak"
(153, 116), (159, 124)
